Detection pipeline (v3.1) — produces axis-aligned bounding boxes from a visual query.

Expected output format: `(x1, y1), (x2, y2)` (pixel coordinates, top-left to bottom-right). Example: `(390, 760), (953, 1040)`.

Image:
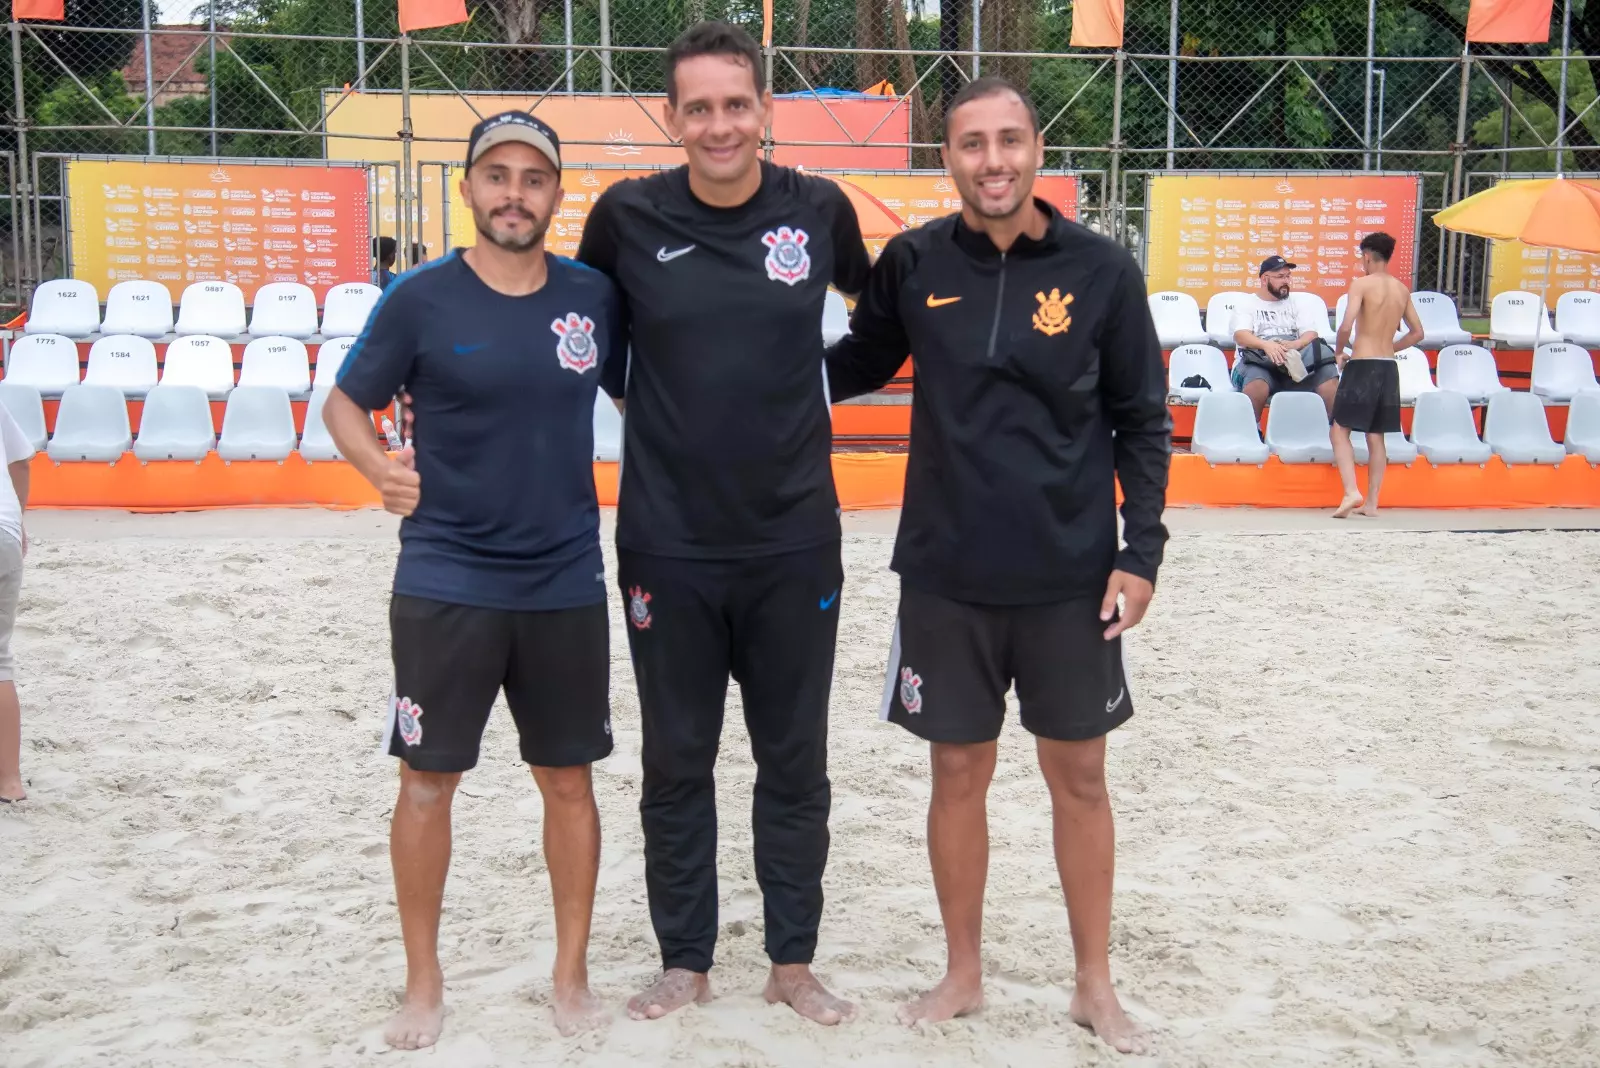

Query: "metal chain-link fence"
(1, 0), (1595, 307)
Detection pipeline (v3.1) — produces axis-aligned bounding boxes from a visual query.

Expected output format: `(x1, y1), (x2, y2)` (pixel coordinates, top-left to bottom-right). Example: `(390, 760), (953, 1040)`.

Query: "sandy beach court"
(3, 508), (1598, 1067)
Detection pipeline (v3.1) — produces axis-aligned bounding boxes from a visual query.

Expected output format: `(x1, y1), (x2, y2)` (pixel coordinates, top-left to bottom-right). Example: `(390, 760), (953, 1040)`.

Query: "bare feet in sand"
(626, 968), (710, 1020)
(897, 972), (984, 1025)
(1355, 503), (1380, 518)
(384, 986), (446, 1051)
(1070, 980), (1148, 1055)
(764, 963), (855, 1026)
(1333, 493), (1364, 519)
(552, 983), (610, 1036)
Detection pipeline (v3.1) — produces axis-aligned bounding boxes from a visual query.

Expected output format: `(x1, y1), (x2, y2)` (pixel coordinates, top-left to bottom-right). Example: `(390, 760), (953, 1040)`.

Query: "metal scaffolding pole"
(1556, 0), (1572, 177)
(600, 0), (612, 94)
(564, 0), (575, 93)
(1110, 50), (1125, 239)
(355, 0), (366, 90)
(1167, 0), (1178, 170)
(1363, 0), (1376, 169)
(1446, 45), (1471, 296)
(141, 0), (157, 155)
(10, 23), (33, 293)
(972, 0), (981, 79)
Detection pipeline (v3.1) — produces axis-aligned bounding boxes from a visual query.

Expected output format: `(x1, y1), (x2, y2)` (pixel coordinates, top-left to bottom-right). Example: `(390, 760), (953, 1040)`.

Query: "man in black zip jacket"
(825, 78), (1170, 1055)
(576, 22), (870, 1025)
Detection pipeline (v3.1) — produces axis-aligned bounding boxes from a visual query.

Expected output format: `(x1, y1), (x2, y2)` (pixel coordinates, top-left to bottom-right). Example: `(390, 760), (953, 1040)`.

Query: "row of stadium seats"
(21, 279), (382, 341)
(1146, 288), (1600, 351)
(0, 382), (626, 465)
(1191, 389), (1600, 466)
(5, 333), (353, 399)
(1168, 342), (1600, 403)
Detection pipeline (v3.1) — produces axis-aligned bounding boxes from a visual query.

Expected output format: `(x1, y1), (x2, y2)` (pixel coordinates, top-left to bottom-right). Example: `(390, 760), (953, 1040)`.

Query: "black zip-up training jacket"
(825, 199), (1172, 605)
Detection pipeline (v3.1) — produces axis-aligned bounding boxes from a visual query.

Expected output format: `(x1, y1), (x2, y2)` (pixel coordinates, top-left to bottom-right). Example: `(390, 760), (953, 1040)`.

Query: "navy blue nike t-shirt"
(336, 249), (623, 612)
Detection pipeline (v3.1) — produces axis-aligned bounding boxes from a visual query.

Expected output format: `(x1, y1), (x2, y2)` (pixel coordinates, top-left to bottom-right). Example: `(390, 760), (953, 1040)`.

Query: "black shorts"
(386, 594), (612, 772)
(1332, 358), (1403, 434)
(881, 586), (1133, 744)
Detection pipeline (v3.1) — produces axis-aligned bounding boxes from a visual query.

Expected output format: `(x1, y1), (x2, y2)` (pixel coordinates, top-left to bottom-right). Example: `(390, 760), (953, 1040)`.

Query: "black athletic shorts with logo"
(386, 594), (613, 772)
(881, 585), (1133, 744)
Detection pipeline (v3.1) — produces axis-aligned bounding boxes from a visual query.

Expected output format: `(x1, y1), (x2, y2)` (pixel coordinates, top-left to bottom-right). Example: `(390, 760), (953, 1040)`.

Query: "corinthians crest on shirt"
(551, 312), (599, 373)
(761, 226), (811, 285)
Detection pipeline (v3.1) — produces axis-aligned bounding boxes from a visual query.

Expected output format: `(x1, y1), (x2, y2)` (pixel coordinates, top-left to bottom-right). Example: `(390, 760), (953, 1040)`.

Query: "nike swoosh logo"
(926, 294), (962, 308)
(819, 589), (839, 611)
(452, 343), (486, 355)
(656, 245), (696, 263)
(1106, 687), (1126, 714)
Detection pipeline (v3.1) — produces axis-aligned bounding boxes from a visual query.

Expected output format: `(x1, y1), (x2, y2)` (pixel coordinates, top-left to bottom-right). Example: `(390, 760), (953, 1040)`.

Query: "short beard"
(1268, 282), (1290, 300)
(474, 212), (548, 253)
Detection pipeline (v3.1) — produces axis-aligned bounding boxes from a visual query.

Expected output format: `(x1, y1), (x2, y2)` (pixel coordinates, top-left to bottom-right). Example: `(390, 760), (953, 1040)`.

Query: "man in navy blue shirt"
(325, 112), (622, 1050)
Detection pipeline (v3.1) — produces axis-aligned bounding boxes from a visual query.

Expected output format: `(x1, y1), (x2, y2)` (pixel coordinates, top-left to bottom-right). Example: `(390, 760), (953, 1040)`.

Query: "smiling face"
(460, 141), (560, 253)
(942, 88), (1044, 223)
(665, 52), (769, 192)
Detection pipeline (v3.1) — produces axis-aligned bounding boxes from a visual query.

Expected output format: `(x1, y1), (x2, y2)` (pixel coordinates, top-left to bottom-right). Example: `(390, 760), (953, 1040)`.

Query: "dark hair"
(411, 242), (427, 263)
(373, 236), (396, 266)
(665, 21), (763, 106)
(943, 76), (1040, 144)
(1359, 231), (1396, 261)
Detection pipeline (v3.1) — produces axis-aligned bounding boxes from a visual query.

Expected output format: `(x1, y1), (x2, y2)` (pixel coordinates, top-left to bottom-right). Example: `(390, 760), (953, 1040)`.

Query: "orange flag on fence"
(13, 0), (65, 19)
(1466, 0), (1553, 43)
(1070, 0), (1124, 48)
(398, 0), (469, 33)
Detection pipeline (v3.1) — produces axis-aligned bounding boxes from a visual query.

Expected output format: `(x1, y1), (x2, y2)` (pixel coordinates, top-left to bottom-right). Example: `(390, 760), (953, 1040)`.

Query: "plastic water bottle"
(381, 416), (403, 451)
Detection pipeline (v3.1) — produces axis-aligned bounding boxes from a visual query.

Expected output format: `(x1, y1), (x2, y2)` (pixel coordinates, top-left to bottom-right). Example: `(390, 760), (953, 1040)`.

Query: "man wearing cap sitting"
(1230, 255), (1340, 418)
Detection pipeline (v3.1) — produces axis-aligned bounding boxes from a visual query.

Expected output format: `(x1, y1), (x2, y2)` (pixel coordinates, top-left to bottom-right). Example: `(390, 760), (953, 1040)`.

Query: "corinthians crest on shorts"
(899, 667), (924, 714)
(628, 586), (653, 630)
(761, 226), (811, 285)
(394, 695), (424, 746)
(551, 312), (599, 373)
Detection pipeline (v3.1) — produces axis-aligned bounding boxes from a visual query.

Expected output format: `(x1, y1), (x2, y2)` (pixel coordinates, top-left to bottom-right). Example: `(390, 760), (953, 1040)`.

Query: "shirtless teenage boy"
(1330, 232), (1424, 519)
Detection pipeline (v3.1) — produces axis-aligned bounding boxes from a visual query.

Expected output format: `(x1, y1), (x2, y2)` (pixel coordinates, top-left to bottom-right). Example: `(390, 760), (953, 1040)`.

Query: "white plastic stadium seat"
(592, 391), (622, 462)
(299, 388), (343, 462)
(1408, 291), (1472, 347)
(319, 282), (382, 339)
(83, 334), (160, 396)
(1350, 431), (1419, 466)
(1490, 291), (1561, 348)
(24, 279), (99, 337)
(161, 335), (236, 398)
(1191, 391), (1269, 465)
(133, 385), (215, 461)
(45, 384), (132, 462)
(248, 282), (318, 340)
(312, 337), (356, 389)
(1264, 391), (1334, 464)
(1205, 292), (1248, 347)
(1435, 344), (1508, 403)
(1530, 342), (1599, 401)
(0, 383), (47, 452)
(1335, 293), (1408, 343)
(822, 291), (850, 346)
(1147, 291), (1208, 348)
(1556, 291), (1600, 348)
(175, 280), (247, 338)
(100, 280), (174, 338)
(5, 334), (80, 396)
(218, 385), (296, 462)
(1393, 347), (1439, 402)
(1289, 292), (1335, 340)
(239, 336), (311, 396)
(1484, 392), (1565, 465)
(1564, 389), (1600, 462)
(1168, 344), (1232, 401)
(1412, 391), (1492, 465)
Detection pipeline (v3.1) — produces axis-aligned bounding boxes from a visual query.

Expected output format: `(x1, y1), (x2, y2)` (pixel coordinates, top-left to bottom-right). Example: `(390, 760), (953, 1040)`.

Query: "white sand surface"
(3, 509), (1599, 1067)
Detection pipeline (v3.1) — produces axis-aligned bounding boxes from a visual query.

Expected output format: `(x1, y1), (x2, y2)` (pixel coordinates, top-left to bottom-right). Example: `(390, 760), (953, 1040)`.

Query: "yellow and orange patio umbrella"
(1433, 176), (1600, 254)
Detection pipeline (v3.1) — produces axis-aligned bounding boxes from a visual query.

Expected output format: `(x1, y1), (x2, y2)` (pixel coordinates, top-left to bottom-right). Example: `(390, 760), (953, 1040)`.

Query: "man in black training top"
(325, 112), (621, 1049)
(577, 21), (870, 1025)
(825, 78), (1170, 1055)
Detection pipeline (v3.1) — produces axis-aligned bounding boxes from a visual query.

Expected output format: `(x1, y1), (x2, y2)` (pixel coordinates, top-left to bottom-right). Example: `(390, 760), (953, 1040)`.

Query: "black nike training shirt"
(825, 200), (1172, 605)
(578, 161), (871, 559)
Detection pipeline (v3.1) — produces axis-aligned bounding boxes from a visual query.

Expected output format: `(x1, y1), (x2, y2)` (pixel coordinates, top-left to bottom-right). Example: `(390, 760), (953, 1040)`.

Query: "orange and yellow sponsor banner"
(323, 91), (912, 171)
(67, 159), (371, 303)
(1488, 240), (1600, 308)
(404, 167), (1078, 261)
(1145, 174), (1419, 305)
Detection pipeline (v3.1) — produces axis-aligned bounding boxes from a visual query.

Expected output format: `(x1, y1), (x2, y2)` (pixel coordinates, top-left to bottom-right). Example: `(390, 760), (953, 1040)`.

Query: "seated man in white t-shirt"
(1230, 255), (1339, 418)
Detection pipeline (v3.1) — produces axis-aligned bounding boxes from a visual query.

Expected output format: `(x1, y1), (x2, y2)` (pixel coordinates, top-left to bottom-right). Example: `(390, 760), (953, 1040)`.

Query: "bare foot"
(383, 990), (446, 1051)
(764, 963), (855, 1026)
(1355, 503), (1380, 518)
(1070, 980), (1148, 1055)
(552, 983), (609, 1037)
(626, 968), (710, 1021)
(0, 773), (25, 803)
(1332, 493), (1364, 519)
(897, 971), (984, 1025)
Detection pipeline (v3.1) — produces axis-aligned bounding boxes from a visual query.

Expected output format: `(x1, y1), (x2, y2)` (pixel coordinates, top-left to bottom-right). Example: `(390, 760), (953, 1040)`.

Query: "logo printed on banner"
(762, 226), (811, 285)
(1033, 288), (1074, 336)
(395, 696), (424, 746)
(900, 667), (924, 714)
(551, 313), (599, 373)
(628, 587), (653, 630)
